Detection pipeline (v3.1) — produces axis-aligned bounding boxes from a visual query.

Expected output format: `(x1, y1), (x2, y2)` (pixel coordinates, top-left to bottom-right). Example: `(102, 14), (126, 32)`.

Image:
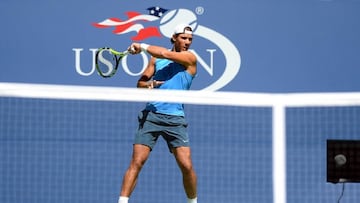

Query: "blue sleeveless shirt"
(144, 58), (194, 116)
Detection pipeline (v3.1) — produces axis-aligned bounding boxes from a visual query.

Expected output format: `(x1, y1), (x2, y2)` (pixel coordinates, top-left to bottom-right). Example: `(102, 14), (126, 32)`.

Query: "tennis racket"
(95, 47), (130, 78)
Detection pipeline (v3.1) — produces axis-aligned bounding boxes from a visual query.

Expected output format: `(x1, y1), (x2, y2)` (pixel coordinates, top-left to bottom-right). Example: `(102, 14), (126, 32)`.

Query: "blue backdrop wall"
(1, 1), (360, 203)
(1, 0), (360, 92)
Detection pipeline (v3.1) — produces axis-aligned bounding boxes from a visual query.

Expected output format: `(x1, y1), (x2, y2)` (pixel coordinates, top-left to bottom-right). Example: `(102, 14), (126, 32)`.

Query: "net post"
(272, 104), (287, 203)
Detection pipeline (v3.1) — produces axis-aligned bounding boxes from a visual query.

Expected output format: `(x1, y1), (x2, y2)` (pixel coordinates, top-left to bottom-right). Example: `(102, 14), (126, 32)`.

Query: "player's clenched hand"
(128, 43), (141, 54)
(147, 80), (164, 89)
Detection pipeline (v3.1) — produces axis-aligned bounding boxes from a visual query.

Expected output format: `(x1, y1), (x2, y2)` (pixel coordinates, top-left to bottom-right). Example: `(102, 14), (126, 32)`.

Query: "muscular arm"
(130, 43), (197, 76)
(137, 57), (154, 88)
(136, 57), (165, 88)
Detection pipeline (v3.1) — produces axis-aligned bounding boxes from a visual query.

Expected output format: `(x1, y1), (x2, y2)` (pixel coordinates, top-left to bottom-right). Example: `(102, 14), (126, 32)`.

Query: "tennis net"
(1, 82), (360, 203)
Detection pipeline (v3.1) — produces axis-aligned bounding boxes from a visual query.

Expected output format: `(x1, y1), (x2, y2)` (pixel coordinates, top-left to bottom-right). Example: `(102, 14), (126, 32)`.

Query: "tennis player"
(118, 24), (198, 203)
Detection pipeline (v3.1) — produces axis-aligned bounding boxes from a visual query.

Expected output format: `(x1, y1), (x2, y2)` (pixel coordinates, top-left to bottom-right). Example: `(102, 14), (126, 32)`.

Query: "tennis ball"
(159, 9), (198, 38)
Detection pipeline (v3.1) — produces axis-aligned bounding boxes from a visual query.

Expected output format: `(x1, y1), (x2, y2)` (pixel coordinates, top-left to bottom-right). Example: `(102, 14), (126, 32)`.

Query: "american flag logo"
(92, 7), (168, 41)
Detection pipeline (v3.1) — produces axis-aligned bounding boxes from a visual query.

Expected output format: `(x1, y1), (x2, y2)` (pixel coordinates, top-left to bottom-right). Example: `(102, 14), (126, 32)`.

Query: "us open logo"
(73, 7), (241, 91)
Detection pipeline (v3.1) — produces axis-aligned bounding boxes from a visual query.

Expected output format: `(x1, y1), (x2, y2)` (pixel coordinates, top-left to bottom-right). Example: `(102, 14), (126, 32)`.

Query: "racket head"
(95, 47), (128, 78)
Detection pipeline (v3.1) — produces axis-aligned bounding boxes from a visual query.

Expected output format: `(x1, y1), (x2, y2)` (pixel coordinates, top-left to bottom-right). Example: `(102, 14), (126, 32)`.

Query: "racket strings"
(96, 49), (119, 77)
(95, 48), (128, 78)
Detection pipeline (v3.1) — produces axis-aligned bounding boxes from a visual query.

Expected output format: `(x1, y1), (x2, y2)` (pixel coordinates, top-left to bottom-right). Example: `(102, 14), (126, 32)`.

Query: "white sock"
(187, 197), (197, 203)
(118, 196), (129, 203)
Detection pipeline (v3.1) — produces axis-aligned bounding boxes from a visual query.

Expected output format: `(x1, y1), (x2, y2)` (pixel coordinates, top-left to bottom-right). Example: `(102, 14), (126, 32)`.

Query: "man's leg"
(172, 146), (197, 202)
(119, 144), (151, 202)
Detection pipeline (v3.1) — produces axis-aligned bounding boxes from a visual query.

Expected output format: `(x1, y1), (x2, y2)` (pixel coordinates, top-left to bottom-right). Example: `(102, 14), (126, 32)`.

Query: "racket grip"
(129, 46), (135, 54)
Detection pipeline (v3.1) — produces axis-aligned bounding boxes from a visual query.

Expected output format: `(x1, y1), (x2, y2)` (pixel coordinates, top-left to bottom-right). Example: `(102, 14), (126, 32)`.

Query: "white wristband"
(140, 43), (150, 52)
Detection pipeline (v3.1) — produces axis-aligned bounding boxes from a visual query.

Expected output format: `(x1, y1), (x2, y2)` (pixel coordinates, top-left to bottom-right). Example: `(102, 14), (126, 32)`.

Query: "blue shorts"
(134, 110), (190, 152)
